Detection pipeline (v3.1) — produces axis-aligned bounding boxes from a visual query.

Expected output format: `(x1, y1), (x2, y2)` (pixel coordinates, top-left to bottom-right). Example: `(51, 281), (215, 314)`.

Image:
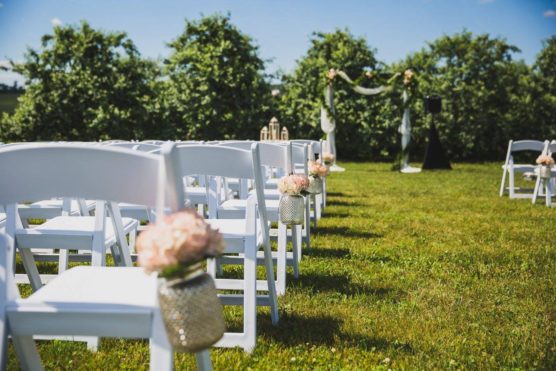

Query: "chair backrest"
(545, 141), (556, 155)
(510, 140), (545, 153)
(291, 139), (321, 157)
(0, 143), (173, 209)
(106, 142), (162, 153)
(165, 144), (269, 240)
(215, 141), (292, 173)
(290, 143), (309, 174)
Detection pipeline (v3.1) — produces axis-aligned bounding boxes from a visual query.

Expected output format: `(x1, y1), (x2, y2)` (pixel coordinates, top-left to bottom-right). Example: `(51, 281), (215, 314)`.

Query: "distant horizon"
(1, 0), (555, 85)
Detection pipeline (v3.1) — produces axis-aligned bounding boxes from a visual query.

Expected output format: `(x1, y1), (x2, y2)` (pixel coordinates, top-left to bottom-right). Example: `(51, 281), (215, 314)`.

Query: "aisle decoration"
(307, 160), (329, 194)
(322, 151), (335, 166)
(137, 209), (226, 352)
(278, 174), (310, 225)
(536, 153), (554, 179)
(320, 67), (419, 173)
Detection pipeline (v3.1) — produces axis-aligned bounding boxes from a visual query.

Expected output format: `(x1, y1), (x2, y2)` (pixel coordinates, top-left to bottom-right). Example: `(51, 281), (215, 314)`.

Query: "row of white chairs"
(499, 139), (555, 206)
(0, 138), (330, 369)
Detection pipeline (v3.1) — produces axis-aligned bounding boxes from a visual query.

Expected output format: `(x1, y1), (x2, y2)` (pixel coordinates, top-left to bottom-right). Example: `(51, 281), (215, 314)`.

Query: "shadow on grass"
(314, 226), (383, 239)
(327, 191), (352, 198)
(326, 200), (357, 207)
(260, 313), (342, 346)
(292, 271), (396, 298)
(259, 313), (414, 354)
(321, 211), (351, 218)
(304, 247), (351, 259)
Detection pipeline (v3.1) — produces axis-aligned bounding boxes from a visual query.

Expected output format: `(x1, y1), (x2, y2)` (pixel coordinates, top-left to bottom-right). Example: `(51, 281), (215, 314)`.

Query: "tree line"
(1, 15), (554, 161)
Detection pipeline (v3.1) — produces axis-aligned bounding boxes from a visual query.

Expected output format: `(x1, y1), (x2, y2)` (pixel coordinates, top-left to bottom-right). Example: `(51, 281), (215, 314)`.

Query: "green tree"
(528, 36), (556, 141)
(163, 14), (273, 140)
(0, 22), (159, 142)
(278, 29), (393, 160)
(404, 31), (530, 161)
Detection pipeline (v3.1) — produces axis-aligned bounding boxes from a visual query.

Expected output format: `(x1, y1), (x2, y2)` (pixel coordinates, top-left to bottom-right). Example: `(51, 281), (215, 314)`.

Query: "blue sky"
(0, 0), (555, 85)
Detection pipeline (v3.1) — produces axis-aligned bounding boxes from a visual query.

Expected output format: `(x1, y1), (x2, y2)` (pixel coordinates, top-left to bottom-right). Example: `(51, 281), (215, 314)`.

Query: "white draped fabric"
(320, 69), (418, 173)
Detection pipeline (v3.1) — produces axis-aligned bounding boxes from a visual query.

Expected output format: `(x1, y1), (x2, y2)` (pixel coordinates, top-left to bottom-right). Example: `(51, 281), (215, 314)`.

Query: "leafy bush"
(161, 14), (273, 140)
(278, 30), (555, 161)
(0, 22), (160, 142)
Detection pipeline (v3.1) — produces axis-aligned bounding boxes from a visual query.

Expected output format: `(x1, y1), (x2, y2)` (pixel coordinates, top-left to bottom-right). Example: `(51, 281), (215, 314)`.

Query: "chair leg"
(499, 168), (507, 196)
(509, 169), (515, 198)
(276, 222), (287, 296)
(260, 240), (279, 326)
(150, 307), (174, 370)
(128, 229), (137, 254)
(304, 197), (311, 249)
(546, 181), (553, 207)
(532, 177), (541, 204)
(18, 248), (42, 292)
(206, 257), (217, 277)
(291, 226), (300, 279)
(243, 243), (257, 351)
(58, 249), (69, 274)
(315, 194), (322, 221)
(11, 334), (43, 371)
(195, 350), (213, 371)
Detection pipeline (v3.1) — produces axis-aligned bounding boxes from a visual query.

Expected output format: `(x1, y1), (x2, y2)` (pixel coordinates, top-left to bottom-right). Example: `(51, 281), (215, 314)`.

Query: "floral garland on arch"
(320, 67), (420, 173)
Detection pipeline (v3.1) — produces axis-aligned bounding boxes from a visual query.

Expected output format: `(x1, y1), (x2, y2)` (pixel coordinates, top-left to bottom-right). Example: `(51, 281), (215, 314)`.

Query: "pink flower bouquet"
(278, 174), (310, 195)
(536, 154), (555, 166)
(403, 69), (414, 86)
(322, 152), (335, 165)
(308, 160), (330, 178)
(137, 209), (224, 277)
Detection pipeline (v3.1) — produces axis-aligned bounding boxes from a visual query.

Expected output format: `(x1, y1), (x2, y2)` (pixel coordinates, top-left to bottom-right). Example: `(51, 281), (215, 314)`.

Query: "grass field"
(8, 162), (556, 369)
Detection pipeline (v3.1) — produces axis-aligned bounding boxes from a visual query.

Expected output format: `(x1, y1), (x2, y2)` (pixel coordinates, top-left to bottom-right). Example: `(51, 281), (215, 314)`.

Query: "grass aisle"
(9, 163), (556, 369)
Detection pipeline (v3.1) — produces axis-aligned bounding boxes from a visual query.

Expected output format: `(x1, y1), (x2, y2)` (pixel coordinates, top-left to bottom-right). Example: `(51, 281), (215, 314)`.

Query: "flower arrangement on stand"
(322, 152), (335, 166)
(137, 209), (226, 353)
(307, 160), (329, 194)
(277, 174), (310, 225)
(536, 153), (554, 179)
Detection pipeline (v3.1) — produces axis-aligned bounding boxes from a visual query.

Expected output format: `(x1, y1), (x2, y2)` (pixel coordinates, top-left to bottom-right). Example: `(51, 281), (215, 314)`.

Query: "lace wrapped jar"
(158, 267), (225, 353)
(306, 176), (322, 194)
(540, 165), (552, 179)
(279, 194), (304, 225)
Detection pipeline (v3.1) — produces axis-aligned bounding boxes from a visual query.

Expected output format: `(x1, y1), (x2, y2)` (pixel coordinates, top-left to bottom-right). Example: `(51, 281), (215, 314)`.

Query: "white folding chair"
(2, 144), (139, 287)
(499, 140), (545, 198)
(214, 142), (301, 295)
(532, 141), (556, 206)
(0, 143), (212, 370)
(166, 144), (279, 352)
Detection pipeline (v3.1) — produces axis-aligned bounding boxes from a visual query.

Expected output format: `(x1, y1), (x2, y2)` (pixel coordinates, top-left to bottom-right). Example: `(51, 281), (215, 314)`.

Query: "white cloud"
(51, 17), (62, 27)
(544, 9), (556, 18)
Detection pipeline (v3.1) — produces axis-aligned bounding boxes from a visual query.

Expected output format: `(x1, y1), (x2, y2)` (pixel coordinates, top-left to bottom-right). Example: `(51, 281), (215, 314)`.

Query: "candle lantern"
(268, 117), (280, 141)
(260, 126), (269, 141)
(281, 127), (289, 141)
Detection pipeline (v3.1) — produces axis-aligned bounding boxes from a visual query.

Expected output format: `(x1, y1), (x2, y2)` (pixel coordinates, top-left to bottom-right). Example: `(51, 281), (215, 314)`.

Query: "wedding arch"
(320, 68), (421, 173)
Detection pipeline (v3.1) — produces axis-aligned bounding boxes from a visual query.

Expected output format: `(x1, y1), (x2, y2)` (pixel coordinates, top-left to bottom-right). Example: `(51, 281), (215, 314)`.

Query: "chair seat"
(501, 164), (536, 172)
(18, 199), (96, 221)
(206, 219), (251, 238)
(218, 199), (279, 220)
(265, 178), (279, 189)
(15, 216), (138, 250)
(248, 189), (281, 200)
(8, 266), (156, 338)
(119, 203), (151, 222)
(185, 186), (208, 205)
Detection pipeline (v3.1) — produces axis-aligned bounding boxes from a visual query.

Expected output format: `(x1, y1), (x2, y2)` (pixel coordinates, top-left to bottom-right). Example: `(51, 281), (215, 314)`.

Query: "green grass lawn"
(8, 163), (556, 369)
